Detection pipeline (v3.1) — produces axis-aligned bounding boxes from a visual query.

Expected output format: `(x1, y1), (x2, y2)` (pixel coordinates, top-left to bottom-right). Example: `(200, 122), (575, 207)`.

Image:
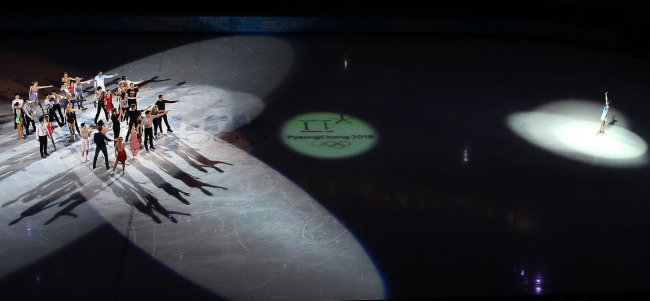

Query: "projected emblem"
(281, 112), (378, 158)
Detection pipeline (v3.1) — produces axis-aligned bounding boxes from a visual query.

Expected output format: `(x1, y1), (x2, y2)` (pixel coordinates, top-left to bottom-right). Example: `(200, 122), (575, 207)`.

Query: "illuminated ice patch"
(508, 100), (648, 167)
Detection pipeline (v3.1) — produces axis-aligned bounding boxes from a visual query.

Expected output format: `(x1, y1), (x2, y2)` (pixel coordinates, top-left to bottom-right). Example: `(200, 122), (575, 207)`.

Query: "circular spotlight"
(508, 100), (648, 168)
(281, 112), (379, 159)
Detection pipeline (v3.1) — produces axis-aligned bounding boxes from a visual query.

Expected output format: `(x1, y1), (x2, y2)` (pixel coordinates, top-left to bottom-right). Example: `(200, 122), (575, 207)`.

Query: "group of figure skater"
(12, 70), (181, 175)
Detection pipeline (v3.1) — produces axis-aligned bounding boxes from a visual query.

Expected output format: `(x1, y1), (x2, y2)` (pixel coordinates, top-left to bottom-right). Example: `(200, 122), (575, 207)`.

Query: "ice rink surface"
(0, 30), (650, 300)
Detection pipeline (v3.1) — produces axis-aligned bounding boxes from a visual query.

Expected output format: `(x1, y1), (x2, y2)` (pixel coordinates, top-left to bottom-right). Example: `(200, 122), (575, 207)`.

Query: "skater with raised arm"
(111, 137), (140, 175)
(597, 92), (610, 135)
(94, 70), (118, 92)
(92, 125), (117, 170)
(154, 94), (180, 133)
(73, 77), (92, 110)
(141, 109), (168, 151)
(48, 91), (65, 127)
(28, 81), (52, 113)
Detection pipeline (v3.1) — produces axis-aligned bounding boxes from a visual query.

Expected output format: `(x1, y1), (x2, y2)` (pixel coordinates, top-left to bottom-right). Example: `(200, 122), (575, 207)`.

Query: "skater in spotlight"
(154, 94), (180, 133)
(597, 92), (610, 134)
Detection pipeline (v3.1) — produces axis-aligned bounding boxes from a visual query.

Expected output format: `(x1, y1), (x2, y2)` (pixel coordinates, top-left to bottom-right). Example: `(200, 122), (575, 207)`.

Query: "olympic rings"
(213, 131), (268, 149)
(310, 140), (352, 149)
(183, 132), (211, 144)
(214, 131), (241, 144)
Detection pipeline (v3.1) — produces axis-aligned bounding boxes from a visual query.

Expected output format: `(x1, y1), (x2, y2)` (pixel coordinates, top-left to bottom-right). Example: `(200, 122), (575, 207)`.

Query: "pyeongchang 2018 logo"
(281, 112), (378, 159)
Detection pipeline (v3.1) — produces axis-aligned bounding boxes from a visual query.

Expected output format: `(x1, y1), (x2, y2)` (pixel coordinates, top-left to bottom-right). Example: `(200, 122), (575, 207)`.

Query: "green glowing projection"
(281, 112), (379, 159)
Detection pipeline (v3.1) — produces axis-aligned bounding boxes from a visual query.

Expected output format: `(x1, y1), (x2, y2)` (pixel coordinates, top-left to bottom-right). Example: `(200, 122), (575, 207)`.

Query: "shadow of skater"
(107, 172), (190, 223)
(175, 137), (234, 173)
(0, 151), (43, 183)
(608, 114), (617, 126)
(152, 152), (227, 196)
(6, 169), (94, 225)
(131, 160), (193, 205)
(138, 76), (171, 87)
(9, 192), (88, 226)
(43, 192), (88, 225)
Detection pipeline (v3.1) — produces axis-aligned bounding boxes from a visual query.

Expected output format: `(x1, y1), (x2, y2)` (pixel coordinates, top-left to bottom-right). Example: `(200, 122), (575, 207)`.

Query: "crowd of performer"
(12, 70), (181, 175)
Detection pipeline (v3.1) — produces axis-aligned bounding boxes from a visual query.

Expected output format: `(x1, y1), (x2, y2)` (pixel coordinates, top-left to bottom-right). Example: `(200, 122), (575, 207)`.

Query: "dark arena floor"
(1, 2), (650, 301)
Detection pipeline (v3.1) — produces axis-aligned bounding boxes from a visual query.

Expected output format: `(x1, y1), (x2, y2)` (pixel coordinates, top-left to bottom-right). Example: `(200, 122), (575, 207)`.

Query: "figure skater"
(124, 103), (152, 142)
(15, 102), (24, 140)
(118, 76), (143, 91)
(80, 123), (91, 162)
(110, 108), (123, 145)
(36, 116), (49, 158)
(111, 137), (139, 175)
(154, 94), (180, 133)
(44, 115), (56, 150)
(126, 82), (152, 110)
(64, 95), (85, 130)
(597, 92), (610, 134)
(22, 100), (37, 135)
(150, 105), (161, 137)
(12, 94), (24, 131)
(60, 82), (73, 98)
(61, 72), (80, 88)
(128, 123), (141, 159)
(93, 86), (109, 125)
(73, 77), (92, 110)
(141, 109), (168, 151)
(94, 70), (118, 92)
(105, 90), (115, 121)
(48, 91), (65, 127)
(66, 103), (82, 141)
(28, 81), (52, 113)
(92, 125), (117, 170)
